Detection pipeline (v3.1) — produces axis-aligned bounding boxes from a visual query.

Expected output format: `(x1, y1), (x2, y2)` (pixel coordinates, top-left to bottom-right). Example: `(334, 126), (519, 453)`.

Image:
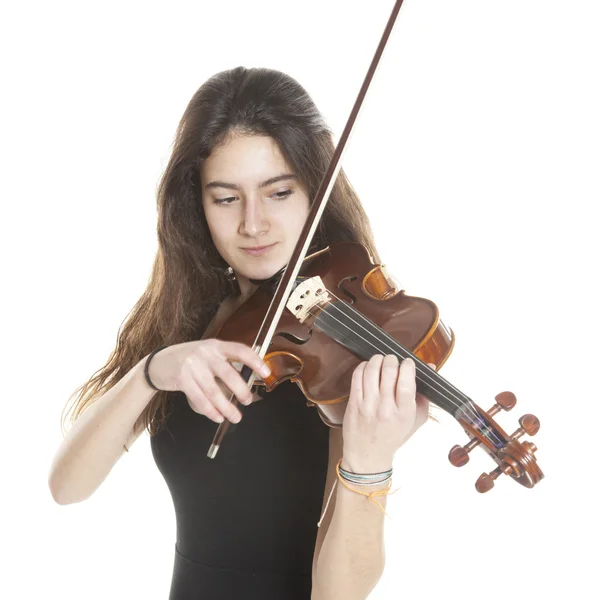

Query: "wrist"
(340, 455), (394, 475)
(144, 345), (168, 391)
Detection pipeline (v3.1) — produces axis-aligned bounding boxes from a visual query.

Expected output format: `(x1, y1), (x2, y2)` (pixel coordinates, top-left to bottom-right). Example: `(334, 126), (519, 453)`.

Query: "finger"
(190, 363), (243, 423)
(181, 371), (227, 423)
(212, 359), (254, 405)
(427, 362), (436, 371)
(363, 354), (384, 412)
(414, 392), (430, 429)
(349, 361), (366, 407)
(380, 354), (400, 407)
(217, 341), (271, 378)
(395, 357), (417, 409)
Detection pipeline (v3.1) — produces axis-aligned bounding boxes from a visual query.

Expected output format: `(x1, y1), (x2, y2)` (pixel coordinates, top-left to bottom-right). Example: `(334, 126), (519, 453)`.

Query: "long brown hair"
(60, 66), (382, 438)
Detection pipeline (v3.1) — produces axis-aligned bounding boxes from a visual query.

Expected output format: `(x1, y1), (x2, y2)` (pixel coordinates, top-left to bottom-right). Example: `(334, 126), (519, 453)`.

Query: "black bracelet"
(144, 345), (167, 391)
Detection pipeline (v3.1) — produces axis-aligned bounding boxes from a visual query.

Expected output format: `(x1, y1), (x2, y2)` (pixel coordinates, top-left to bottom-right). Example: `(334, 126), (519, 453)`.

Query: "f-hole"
(273, 329), (313, 345)
(338, 275), (358, 304)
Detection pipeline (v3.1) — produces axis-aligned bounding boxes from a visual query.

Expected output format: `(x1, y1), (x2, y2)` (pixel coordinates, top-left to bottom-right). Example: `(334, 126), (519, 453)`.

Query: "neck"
(230, 273), (258, 305)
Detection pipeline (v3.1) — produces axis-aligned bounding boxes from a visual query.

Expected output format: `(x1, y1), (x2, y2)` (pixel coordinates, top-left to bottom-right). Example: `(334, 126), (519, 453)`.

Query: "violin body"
(215, 242), (454, 427)
(215, 242), (544, 492)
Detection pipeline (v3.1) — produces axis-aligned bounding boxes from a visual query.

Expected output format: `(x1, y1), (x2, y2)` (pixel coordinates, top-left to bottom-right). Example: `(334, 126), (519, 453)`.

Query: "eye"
(214, 190), (293, 206)
(214, 196), (236, 205)
(272, 190), (293, 200)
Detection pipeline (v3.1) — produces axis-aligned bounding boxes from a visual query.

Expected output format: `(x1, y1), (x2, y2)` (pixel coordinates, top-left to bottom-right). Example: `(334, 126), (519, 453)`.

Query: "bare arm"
(48, 336), (271, 506)
(48, 355), (155, 505)
(311, 453), (388, 600)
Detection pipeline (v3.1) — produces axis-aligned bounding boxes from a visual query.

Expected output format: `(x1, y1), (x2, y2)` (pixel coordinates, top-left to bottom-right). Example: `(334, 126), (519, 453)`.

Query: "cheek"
(206, 210), (233, 240)
(285, 195), (310, 221)
(285, 208), (310, 246)
(294, 200), (311, 231)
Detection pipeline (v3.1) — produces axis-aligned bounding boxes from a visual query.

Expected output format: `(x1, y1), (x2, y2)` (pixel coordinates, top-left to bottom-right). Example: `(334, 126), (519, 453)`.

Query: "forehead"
(200, 134), (291, 185)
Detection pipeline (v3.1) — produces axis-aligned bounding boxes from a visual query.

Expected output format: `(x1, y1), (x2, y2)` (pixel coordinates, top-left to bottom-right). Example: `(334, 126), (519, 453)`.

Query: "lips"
(241, 243), (277, 256)
(242, 244), (274, 251)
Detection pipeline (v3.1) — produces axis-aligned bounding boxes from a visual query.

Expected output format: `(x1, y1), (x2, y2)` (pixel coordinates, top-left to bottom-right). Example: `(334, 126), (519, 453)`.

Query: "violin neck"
(314, 300), (472, 419)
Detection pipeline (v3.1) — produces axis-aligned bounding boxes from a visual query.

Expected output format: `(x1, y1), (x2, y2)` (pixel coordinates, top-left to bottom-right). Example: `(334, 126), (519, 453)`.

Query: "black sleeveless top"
(151, 381), (330, 600)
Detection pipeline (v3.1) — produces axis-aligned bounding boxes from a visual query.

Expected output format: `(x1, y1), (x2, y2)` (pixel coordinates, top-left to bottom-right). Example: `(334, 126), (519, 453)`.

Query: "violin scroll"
(448, 392), (517, 467)
(449, 391), (544, 493)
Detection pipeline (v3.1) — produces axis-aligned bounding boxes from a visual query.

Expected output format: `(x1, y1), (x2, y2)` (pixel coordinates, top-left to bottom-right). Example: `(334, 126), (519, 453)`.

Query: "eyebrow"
(204, 173), (297, 191)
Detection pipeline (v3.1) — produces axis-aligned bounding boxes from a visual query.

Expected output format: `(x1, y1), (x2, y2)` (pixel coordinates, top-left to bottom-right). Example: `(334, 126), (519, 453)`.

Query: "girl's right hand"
(146, 339), (271, 424)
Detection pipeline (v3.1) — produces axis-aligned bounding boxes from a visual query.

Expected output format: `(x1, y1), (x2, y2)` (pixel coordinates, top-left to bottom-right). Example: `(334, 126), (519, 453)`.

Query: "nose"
(240, 195), (269, 237)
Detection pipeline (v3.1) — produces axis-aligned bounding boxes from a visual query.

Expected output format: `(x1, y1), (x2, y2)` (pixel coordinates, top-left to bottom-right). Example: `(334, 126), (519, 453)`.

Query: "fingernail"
(261, 365), (271, 377)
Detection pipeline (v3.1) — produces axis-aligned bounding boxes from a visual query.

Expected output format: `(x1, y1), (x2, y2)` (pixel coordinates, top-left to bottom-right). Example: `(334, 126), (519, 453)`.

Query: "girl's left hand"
(341, 354), (434, 473)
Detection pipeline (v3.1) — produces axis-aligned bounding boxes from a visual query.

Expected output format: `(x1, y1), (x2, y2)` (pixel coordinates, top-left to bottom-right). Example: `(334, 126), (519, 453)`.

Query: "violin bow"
(207, 0), (408, 459)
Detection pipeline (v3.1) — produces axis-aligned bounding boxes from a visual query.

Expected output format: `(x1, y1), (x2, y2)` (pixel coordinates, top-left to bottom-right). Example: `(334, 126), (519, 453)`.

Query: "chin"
(240, 260), (286, 282)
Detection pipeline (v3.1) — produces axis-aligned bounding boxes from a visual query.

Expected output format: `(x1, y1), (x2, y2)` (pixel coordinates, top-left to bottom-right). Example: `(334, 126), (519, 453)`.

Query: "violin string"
(328, 294), (504, 447)
(324, 294), (475, 412)
(299, 290), (500, 444)
(300, 293), (470, 416)
(304, 299), (479, 424)
(305, 297), (497, 443)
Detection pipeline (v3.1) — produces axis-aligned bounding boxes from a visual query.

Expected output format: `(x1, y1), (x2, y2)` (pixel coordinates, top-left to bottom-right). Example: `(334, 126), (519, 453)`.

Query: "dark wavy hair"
(60, 66), (383, 438)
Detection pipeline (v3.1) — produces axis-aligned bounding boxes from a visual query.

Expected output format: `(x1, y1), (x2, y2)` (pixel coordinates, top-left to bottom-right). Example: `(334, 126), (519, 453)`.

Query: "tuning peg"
(448, 437), (481, 467)
(476, 469), (500, 492)
(475, 462), (516, 493)
(487, 391), (517, 417)
(510, 414), (540, 441)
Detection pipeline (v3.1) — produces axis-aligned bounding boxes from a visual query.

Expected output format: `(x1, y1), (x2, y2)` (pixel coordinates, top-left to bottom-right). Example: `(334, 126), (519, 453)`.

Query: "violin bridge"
(286, 276), (331, 323)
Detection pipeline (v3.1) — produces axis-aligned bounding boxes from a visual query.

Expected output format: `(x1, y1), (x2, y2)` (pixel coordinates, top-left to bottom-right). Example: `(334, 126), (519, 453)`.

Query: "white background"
(2, 0), (598, 598)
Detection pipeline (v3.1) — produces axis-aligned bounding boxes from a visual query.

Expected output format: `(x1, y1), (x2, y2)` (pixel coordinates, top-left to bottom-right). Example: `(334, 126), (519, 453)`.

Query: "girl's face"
(201, 133), (311, 299)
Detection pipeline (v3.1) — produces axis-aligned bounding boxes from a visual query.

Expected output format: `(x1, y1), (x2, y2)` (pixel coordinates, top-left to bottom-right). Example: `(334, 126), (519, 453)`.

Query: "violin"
(212, 241), (544, 493)
(205, 0), (544, 494)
